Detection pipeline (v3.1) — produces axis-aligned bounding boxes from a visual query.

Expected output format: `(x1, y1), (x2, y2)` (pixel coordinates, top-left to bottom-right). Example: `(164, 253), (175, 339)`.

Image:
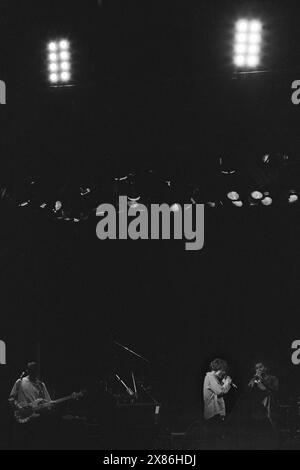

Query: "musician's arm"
(207, 374), (231, 397)
(42, 383), (51, 402)
(8, 380), (22, 409)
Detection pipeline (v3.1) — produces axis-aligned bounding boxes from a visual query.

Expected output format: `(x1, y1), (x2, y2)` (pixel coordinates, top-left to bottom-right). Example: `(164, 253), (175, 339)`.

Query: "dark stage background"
(1, 0), (300, 439)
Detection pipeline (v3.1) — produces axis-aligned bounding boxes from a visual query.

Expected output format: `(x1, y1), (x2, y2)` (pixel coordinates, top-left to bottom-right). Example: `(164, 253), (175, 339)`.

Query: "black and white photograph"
(1, 0), (300, 455)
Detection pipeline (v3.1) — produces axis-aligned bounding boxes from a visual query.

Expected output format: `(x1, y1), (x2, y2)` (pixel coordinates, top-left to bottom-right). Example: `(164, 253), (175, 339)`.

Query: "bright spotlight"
(232, 201), (243, 207)
(59, 40), (70, 50)
(48, 42), (57, 52)
(60, 61), (70, 71)
(227, 191), (240, 201)
(250, 20), (262, 33)
(248, 33), (261, 44)
(251, 191), (263, 200)
(49, 63), (58, 72)
(49, 73), (59, 83)
(289, 194), (298, 204)
(248, 44), (260, 55)
(55, 201), (62, 211)
(234, 19), (262, 69)
(234, 55), (246, 67)
(236, 20), (248, 33)
(261, 196), (273, 206)
(288, 191), (298, 204)
(61, 71), (71, 82)
(235, 44), (247, 54)
(47, 39), (72, 85)
(49, 53), (58, 62)
(262, 154), (270, 164)
(60, 51), (70, 61)
(246, 55), (259, 67)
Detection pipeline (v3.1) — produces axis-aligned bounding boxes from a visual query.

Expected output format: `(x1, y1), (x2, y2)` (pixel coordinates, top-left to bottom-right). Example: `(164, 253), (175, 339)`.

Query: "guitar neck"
(51, 395), (74, 405)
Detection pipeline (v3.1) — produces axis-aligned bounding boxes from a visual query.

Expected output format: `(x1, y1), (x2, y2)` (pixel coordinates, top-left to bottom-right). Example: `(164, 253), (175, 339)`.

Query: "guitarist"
(8, 362), (53, 448)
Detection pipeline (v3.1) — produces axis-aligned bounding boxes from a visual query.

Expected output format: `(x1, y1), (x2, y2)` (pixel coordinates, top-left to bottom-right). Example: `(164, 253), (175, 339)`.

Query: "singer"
(203, 358), (236, 448)
(203, 358), (235, 421)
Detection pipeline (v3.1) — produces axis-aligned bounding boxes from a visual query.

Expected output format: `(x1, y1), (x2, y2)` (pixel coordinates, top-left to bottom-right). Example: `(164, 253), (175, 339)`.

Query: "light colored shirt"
(9, 376), (51, 406)
(203, 372), (231, 420)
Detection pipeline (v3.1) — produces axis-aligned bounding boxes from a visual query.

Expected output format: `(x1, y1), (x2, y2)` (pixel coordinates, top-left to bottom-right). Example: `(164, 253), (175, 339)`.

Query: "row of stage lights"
(46, 19), (263, 85)
(14, 187), (300, 224)
(225, 189), (298, 209)
(9, 169), (300, 224)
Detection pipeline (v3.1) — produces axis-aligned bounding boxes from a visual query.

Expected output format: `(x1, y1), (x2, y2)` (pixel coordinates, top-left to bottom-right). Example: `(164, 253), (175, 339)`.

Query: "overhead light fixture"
(47, 39), (72, 85)
(227, 191), (240, 201)
(251, 190), (263, 200)
(288, 191), (298, 204)
(261, 195), (273, 206)
(232, 200), (243, 207)
(234, 19), (262, 68)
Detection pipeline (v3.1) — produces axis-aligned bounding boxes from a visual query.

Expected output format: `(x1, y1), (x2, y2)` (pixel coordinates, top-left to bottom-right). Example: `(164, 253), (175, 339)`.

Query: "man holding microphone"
(203, 358), (234, 448)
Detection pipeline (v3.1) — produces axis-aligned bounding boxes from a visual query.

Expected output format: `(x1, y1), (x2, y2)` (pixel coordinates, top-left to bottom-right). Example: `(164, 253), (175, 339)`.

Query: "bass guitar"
(14, 390), (85, 424)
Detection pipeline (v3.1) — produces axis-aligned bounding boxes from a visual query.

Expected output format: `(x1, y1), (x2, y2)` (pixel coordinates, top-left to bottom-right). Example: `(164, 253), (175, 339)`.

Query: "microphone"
(223, 376), (238, 389)
(19, 371), (26, 379)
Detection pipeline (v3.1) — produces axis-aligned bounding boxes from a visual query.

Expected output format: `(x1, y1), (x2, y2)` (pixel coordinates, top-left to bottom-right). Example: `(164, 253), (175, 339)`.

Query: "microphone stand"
(113, 341), (150, 364)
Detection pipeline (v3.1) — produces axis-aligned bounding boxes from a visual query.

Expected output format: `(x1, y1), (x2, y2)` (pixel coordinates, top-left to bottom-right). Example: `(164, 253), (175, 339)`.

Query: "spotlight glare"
(48, 42), (57, 52)
(55, 201), (62, 211)
(234, 55), (246, 67)
(251, 191), (263, 200)
(60, 51), (70, 61)
(227, 191), (240, 201)
(235, 44), (247, 54)
(246, 55), (260, 67)
(49, 63), (58, 72)
(250, 20), (262, 33)
(232, 201), (243, 208)
(248, 44), (260, 55)
(236, 20), (249, 33)
(49, 73), (59, 83)
(234, 19), (262, 69)
(61, 71), (71, 82)
(49, 52), (58, 62)
(249, 33), (261, 44)
(59, 40), (69, 50)
(288, 193), (298, 204)
(235, 32), (248, 44)
(262, 196), (273, 206)
(60, 61), (71, 71)
(47, 38), (72, 85)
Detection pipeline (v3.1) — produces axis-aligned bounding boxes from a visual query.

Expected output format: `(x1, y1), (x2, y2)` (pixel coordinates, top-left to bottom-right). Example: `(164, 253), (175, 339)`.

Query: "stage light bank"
(234, 19), (262, 68)
(47, 39), (72, 85)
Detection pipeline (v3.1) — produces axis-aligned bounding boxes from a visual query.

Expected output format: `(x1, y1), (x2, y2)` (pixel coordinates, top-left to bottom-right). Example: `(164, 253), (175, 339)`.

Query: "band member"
(247, 361), (279, 448)
(248, 361), (279, 426)
(9, 362), (51, 410)
(203, 358), (232, 422)
(8, 362), (53, 449)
